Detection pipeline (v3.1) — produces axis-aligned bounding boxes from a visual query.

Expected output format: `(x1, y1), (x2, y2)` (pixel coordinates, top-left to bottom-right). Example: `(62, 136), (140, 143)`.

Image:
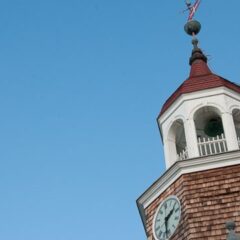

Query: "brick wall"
(145, 164), (240, 240)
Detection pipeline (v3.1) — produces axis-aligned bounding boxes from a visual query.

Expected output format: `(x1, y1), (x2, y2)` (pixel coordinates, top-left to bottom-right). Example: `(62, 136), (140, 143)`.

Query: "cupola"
(158, 21), (240, 169)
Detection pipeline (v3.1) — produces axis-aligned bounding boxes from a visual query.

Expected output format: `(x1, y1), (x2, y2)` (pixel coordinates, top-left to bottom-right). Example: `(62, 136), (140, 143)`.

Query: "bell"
(204, 118), (224, 137)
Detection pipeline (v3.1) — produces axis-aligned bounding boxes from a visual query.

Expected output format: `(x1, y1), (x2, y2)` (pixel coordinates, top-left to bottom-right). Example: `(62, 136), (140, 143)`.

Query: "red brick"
(146, 164), (240, 239)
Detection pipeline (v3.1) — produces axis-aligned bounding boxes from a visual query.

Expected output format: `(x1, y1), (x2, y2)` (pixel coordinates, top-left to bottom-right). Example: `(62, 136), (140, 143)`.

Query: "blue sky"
(0, 1), (240, 240)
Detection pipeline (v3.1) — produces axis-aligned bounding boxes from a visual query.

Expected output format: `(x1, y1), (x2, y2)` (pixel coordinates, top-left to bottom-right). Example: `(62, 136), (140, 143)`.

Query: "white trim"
(137, 150), (240, 210)
(159, 86), (240, 125)
(189, 101), (224, 120)
(230, 105), (240, 112)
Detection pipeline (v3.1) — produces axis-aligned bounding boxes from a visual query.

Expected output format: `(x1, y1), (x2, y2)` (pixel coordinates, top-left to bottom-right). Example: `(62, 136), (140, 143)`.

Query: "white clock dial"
(152, 196), (181, 240)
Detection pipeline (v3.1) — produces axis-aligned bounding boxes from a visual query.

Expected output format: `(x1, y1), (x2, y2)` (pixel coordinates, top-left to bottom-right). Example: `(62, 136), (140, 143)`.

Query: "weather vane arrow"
(185, 0), (201, 21)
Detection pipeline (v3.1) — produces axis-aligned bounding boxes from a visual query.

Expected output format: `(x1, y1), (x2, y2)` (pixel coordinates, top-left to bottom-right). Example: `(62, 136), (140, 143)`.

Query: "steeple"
(157, 19), (240, 168)
(137, 2), (240, 240)
(189, 38), (211, 77)
(159, 23), (240, 117)
(189, 38), (207, 65)
(185, 19), (210, 75)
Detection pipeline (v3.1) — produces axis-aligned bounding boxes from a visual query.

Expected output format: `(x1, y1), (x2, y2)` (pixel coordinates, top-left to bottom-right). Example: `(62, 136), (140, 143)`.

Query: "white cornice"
(158, 86), (240, 126)
(137, 150), (240, 212)
(137, 151), (240, 235)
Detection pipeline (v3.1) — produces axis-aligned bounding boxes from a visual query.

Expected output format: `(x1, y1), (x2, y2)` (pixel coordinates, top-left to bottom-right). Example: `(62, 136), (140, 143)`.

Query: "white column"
(184, 118), (199, 158)
(221, 112), (239, 151)
(163, 137), (176, 169)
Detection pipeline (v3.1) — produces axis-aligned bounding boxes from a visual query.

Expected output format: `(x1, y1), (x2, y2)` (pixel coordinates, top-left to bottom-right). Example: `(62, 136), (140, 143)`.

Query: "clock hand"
(164, 207), (175, 236)
(165, 208), (174, 222)
(165, 219), (168, 233)
(164, 211), (171, 231)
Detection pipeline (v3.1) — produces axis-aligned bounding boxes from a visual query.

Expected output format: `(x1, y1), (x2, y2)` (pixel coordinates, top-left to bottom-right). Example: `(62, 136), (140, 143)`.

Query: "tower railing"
(198, 134), (227, 157)
(177, 148), (188, 160)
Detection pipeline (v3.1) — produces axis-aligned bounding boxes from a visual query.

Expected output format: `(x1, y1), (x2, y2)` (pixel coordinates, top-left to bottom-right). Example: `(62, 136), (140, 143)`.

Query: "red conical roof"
(159, 45), (240, 117)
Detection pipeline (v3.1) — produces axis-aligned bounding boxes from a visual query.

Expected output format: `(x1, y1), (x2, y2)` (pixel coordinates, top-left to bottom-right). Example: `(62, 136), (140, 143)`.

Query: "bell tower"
(160, 33), (240, 169)
(137, 3), (240, 240)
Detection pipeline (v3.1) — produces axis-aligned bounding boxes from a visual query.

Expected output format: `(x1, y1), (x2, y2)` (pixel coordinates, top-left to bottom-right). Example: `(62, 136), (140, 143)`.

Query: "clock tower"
(137, 15), (240, 240)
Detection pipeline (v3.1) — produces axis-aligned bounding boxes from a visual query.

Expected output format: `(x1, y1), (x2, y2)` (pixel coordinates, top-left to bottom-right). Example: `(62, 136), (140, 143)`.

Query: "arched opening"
(167, 119), (187, 161)
(232, 108), (240, 147)
(194, 106), (227, 156)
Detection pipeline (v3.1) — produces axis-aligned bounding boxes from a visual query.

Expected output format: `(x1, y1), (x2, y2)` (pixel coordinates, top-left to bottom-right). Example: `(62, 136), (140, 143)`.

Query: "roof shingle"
(159, 51), (240, 117)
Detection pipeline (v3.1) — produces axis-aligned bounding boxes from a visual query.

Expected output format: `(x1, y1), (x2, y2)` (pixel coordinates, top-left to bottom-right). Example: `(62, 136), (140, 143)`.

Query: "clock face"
(152, 196), (181, 240)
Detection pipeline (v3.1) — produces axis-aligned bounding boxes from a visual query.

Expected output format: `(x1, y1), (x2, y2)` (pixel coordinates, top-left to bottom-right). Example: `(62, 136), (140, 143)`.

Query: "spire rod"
(183, 0), (206, 65)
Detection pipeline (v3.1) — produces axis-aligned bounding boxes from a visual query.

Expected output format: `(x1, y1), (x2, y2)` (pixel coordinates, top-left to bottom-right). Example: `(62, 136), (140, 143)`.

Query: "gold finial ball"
(184, 20), (201, 36)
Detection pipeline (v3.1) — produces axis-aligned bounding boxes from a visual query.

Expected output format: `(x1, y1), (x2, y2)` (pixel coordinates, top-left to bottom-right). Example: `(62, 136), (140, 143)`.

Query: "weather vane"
(183, 0), (202, 38)
(185, 0), (201, 21)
